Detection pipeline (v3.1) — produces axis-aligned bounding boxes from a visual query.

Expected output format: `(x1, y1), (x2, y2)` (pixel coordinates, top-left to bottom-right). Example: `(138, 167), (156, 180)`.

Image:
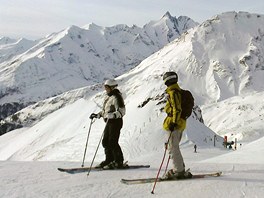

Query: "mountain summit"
(119, 11), (264, 105)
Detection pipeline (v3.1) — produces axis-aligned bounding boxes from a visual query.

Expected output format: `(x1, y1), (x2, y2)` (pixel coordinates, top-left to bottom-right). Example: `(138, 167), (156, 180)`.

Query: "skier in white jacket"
(90, 79), (126, 169)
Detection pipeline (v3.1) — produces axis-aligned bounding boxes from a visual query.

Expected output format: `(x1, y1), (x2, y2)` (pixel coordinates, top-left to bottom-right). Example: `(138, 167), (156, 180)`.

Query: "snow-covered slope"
(118, 11), (264, 106)
(1, 143), (264, 198)
(116, 11), (264, 144)
(202, 92), (264, 142)
(1, 11), (264, 198)
(0, 95), (220, 161)
(192, 11), (264, 99)
(0, 38), (37, 64)
(2, 11), (264, 161)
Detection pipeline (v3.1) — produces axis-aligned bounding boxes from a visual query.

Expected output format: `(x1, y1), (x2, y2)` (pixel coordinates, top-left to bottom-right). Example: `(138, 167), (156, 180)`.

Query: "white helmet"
(104, 79), (118, 87)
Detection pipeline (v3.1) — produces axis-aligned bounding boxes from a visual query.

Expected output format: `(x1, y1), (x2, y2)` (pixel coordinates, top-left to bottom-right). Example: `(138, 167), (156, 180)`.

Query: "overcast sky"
(1, 0), (264, 40)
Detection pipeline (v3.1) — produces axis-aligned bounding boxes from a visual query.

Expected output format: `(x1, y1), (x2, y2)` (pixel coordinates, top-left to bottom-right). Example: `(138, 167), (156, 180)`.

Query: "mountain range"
(0, 11), (264, 198)
(0, 12), (198, 118)
(0, 11), (263, 161)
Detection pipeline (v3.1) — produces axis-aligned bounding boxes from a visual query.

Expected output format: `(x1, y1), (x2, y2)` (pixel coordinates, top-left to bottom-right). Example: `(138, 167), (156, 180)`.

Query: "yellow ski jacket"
(163, 83), (186, 132)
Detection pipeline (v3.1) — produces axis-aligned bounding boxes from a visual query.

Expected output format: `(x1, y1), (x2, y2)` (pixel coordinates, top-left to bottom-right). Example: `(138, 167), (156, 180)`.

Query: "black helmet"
(163, 71), (178, 85)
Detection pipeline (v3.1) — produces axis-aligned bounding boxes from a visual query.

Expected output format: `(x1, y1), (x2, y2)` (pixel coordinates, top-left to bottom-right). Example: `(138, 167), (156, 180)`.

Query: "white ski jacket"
(99, 89), (125, 119)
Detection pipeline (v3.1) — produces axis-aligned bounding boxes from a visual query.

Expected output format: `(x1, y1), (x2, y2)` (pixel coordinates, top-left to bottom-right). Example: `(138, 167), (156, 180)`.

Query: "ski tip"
(57, 169), (75, 174)
(120, 179), (129, 185)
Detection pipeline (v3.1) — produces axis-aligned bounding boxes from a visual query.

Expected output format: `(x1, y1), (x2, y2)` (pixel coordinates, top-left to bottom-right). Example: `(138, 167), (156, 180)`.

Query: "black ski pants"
(102, 118), (124, 163)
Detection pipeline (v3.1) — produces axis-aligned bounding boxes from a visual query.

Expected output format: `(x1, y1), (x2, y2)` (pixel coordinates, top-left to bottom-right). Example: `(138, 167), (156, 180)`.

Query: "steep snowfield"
(192, 11), (264, 99)
(0, 94), (220, 161)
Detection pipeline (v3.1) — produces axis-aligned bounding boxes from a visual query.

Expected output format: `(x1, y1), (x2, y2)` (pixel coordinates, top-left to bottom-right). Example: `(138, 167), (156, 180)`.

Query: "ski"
(58, 166), (99, 174)
(121, 171), (222, 185)
(58, 164), (150, 174)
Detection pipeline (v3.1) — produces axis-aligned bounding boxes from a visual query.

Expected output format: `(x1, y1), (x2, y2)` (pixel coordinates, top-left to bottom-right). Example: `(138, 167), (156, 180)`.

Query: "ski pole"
(151, 131), (172, 194)
(81, 118), (96, 167)
(164, 155), (171, 176)
(87, 119), (109, 176)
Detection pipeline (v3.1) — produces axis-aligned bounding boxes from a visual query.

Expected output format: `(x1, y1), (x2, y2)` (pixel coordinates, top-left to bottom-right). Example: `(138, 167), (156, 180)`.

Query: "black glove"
(169, 123), (177, 132)
(89, 113), (98, 119)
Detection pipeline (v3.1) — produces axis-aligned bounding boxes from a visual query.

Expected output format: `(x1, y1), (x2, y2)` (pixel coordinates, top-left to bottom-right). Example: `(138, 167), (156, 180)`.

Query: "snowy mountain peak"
(162, 11), (173, 19)
(65, 25), (82, 33)
(214, 11), (264, 21)
(0, 13), (198, 109)
(0, 37), (17, 45)
(82, 23), (104, 31)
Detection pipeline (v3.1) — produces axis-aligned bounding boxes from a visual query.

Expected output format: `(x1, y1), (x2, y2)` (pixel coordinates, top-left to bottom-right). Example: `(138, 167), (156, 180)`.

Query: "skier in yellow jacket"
(162, 71), (192, 179)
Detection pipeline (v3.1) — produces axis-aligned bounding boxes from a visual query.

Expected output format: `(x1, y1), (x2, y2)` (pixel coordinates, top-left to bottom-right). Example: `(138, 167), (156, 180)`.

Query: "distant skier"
(90, 79), (126, 169)
(194, 144), (197, 153)
(162, 71), (192, 179)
